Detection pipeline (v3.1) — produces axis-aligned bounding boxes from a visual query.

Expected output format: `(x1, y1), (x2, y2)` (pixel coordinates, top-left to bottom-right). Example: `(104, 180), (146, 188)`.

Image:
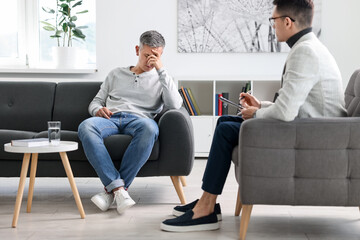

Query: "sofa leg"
(170, 176), (186, 204)
(180, 176), (187, 187)
(235, 186), (242, 216)
(239, 204), (253, 240)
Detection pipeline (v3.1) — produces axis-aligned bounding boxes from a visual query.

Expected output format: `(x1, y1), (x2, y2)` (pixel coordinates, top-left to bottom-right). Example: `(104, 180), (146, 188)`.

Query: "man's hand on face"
(96, 107), (113, 119)
(147, 49), (163, 70)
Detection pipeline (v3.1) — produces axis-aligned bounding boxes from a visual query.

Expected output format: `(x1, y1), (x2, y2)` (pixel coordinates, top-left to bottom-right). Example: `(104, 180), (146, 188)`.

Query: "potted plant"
(41, 0), (88, 68)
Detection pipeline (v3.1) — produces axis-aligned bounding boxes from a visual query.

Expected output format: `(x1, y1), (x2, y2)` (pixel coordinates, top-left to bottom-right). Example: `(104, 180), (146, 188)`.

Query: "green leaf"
(59, 10), (69, 16)
(73, 32), (86, 39)
(59, 0), (66, 2)
(50, 35), (61, 38)
(59, 17), (66, 26)
(76, 10), (88, 14)
(73, 28), (82, 34)
(40, 21), (55, 27)
(76, 26), (88, 29)
(68, 22), (76, 28)
(42, 7), (55, 14)
(62, 22), (68, 32)
(70, 16), (77, 21)
(60, 3), (68, 8)
(73, 28), (86, 39)
(56, 30), (63, 35)
(72, 1), (82, 8)
(43, 26), (56, 31)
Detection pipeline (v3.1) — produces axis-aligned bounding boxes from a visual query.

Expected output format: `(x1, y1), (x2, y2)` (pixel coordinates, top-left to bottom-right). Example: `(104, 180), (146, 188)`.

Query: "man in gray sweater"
(161, 0), (347, 232)
(78, 30), (182, 214)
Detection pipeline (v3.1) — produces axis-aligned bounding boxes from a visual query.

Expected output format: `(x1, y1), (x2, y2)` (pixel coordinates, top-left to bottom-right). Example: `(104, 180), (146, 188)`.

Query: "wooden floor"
(1, 160), (360, 240)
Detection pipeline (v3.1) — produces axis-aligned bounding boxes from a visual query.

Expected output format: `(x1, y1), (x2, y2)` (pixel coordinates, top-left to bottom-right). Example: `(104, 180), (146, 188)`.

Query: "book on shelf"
(245, 81), (251, 92)
(11, 138), (49, 147)
(218, 93), (223, 116)
(215, 94), (219, 116)
(178, 89), (191, 115)
(186, 88), (201, 115)
(222, 92), (229, 115)
(183, 88), (198, 115)
(180, 87), (195, 116)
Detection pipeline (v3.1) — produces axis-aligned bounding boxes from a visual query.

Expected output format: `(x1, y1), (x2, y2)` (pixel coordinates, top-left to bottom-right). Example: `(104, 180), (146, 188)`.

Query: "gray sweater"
(256, 32), (347, 121)
(89, 67), (183, 119)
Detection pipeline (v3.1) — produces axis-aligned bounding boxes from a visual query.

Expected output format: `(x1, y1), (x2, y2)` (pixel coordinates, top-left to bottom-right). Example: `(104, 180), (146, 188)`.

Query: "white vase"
(52, 47), (82, 69)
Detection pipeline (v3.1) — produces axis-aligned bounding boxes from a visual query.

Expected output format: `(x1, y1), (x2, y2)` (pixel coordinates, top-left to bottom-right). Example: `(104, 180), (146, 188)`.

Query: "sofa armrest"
(237, 117), (360, 206)
(156, 107), (194, 176)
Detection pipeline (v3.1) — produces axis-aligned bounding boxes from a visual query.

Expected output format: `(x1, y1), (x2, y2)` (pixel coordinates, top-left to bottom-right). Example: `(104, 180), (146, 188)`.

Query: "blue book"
(215, 94), (219, 116)
(184, 88), (197, 116)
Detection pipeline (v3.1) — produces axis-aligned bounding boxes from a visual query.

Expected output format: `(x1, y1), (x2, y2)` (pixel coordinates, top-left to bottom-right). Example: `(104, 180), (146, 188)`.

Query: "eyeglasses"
(268, 16), (296, 26)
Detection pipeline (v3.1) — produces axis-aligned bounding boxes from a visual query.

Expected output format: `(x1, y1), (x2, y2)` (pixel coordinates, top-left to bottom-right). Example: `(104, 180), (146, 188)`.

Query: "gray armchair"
(232, 69), (360, 239)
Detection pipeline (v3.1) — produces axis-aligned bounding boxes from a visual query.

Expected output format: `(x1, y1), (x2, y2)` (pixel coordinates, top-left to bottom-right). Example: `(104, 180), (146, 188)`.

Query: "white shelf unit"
(177, 76), (280, 157)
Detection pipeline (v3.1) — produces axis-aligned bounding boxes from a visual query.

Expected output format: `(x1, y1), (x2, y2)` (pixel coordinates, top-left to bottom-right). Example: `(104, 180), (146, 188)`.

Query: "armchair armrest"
(157, 107), (194, 176)
(237, 117), (360, 206)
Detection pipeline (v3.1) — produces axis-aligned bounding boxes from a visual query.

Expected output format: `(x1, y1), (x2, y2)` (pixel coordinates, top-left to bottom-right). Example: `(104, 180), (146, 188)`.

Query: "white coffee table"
(4, 141), (85, 228)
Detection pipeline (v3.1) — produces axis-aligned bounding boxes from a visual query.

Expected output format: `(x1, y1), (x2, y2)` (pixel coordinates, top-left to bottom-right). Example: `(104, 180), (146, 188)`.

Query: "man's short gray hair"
(139, 30), (165, 49)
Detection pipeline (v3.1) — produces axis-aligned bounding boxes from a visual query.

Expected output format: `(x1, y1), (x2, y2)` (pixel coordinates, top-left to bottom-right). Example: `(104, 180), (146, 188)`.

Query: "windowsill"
(0, 66), (98, 74)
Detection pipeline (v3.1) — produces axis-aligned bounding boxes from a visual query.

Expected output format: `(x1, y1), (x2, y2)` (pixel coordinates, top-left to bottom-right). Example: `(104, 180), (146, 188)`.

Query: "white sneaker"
(91, 191), (114, 211)
(114, 188), (136, 214)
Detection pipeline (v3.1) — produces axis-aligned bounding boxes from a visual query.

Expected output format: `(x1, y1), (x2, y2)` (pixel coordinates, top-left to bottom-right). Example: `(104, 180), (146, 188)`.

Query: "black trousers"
(201, 115), (244, 195)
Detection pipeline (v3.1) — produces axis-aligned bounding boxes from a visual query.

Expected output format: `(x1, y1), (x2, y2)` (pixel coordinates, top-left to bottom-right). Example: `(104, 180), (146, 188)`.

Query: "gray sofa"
(233, 69), (360, 239)
(0, 81), (194, 203)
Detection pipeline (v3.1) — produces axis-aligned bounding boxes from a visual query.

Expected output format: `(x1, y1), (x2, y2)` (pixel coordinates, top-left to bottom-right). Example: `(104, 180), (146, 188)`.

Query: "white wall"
(0, 0), (359, 87)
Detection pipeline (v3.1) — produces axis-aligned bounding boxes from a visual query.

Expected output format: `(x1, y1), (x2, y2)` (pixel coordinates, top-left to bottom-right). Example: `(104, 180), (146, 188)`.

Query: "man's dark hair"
(273, 0), (314, 28)
(139, 30), (165, 49)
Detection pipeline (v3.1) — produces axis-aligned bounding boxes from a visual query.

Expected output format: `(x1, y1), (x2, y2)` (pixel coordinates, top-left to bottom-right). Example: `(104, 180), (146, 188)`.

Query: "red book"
(218, 94), (223, 116)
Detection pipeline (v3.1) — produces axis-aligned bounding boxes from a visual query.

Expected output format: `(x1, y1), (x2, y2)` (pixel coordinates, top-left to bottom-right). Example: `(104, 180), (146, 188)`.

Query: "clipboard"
(219, 96), (243, 109)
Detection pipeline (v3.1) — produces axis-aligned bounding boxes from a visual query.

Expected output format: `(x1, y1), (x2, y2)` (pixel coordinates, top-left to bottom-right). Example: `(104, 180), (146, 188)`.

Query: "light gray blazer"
(256, 32), (347, 121)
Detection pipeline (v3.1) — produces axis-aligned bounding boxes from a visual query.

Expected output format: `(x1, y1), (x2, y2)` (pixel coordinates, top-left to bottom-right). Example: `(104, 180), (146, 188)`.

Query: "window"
(39, 0), (96, 66)
(0, 0), (26, 66)
(0, 0), (96, 68)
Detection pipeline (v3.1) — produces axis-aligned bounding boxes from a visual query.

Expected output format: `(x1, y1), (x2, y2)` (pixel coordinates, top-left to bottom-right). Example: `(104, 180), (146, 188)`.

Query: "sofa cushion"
(0, 81), (56, 131)
(53, 82), (101, 131)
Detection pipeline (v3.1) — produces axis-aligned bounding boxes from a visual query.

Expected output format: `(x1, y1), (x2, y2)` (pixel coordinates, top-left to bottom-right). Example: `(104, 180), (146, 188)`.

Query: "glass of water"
(48, 121), (61, 145)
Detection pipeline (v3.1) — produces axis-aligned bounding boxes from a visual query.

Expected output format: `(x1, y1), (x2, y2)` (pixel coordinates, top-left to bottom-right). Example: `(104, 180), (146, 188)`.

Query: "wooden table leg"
(27, 153), (38, 213)
(59, 152), (85, 219)
(12, 153), (31, 228)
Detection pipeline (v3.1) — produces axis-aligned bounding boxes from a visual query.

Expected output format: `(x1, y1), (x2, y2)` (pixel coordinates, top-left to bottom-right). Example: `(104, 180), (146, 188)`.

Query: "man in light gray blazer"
(241, 0), (347, 120)
(161, 0), (347, 233)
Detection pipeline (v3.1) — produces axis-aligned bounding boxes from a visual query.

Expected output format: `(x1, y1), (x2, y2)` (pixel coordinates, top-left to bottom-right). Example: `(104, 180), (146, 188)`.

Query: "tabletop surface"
(4, 141), (78, 154)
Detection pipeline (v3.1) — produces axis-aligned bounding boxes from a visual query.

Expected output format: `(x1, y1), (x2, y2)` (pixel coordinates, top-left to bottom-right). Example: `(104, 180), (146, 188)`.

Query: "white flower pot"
(52, 47), (84, 69)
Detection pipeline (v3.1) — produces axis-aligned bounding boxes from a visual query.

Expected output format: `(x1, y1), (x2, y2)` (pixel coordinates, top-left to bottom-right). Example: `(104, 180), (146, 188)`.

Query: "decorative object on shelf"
(178, 0), (322, 53)
(41, 0), (89, 68)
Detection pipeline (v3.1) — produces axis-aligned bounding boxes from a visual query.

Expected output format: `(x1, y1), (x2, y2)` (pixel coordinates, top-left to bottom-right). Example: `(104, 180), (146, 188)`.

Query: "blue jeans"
(202, 115), (244, 195)
(78, 112), (159, 192)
